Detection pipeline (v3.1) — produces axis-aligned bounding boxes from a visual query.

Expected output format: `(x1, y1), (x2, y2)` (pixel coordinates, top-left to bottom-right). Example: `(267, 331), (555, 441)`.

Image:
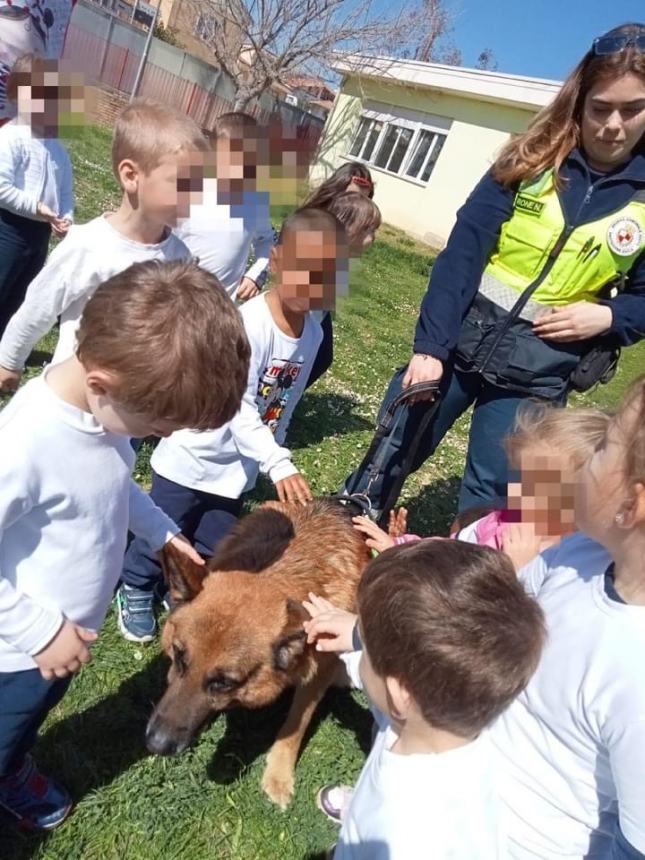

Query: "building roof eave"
(331, 54), (561, 111)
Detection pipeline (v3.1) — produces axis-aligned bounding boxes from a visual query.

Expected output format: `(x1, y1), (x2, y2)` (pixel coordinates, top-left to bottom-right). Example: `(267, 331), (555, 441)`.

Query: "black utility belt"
(454, 295), (619, 398)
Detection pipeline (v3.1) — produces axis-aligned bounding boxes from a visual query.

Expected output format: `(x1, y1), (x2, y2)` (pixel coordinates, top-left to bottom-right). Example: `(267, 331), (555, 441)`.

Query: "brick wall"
(89, 85), (129, 128)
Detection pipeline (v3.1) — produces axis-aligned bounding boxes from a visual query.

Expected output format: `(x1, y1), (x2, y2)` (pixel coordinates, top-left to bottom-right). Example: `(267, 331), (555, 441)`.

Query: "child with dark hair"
(305, 162), (375, 207)
(304, 539), (545, 859)
(301, 190), (381, 388)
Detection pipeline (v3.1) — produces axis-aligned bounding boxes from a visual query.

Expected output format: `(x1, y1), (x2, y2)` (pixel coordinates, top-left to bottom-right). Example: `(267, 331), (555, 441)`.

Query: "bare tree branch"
(181, 0), (473, 109)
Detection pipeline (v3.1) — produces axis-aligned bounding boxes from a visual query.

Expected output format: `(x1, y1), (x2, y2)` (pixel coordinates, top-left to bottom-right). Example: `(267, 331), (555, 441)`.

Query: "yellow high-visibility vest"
(484, 169), (645, 308)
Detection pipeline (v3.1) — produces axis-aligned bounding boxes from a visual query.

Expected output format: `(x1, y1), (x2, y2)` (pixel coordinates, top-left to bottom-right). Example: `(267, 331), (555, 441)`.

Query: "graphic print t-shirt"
(151, 293), (322, 497)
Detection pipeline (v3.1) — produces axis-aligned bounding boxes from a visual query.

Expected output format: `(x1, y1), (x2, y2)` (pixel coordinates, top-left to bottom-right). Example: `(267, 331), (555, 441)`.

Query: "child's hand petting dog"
(302, 592), (358, 654)
(162, 533), (205, 566)
(388, 507), (408, 538)
(33, 619), (97, 680)
(274, 472), (313, 505)
(352, 515), (395, 552)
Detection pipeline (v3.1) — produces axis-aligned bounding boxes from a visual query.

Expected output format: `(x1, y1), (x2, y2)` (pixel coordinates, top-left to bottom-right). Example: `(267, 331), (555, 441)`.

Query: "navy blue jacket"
(414, 149), (645, 360)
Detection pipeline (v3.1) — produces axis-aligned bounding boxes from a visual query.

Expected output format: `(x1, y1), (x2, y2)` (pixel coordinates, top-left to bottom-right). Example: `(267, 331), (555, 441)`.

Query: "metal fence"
(62, 4), (324, 159)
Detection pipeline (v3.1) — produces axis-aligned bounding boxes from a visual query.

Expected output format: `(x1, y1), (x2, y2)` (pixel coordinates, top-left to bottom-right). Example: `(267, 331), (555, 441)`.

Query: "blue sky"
(450, 0), (645, 81)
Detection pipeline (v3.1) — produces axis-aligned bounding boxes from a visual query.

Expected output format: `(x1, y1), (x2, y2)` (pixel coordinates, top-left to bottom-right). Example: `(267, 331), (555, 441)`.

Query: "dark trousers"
(122, 471), (242, 591)
(0, 210), (51, 338)
(0, 669), (71, 776)
(343, 365), (563, 514)
(306, 312), (333, 389)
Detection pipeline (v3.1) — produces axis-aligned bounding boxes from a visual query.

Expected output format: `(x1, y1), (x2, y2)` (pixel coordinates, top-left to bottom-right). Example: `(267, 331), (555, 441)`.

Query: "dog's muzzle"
(145, 713), (192, 756)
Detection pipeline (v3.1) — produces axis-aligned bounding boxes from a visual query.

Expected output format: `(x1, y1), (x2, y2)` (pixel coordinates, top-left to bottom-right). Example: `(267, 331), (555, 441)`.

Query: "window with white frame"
(195, 12), (218, 42)
(348, 108), (448, 183)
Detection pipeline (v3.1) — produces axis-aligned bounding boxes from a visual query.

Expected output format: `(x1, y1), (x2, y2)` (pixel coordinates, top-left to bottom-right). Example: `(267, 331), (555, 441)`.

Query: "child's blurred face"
(135, 150), (203, 227)
(507, 446), (576, 538)
(16, 71), (85, 138)
(216, 133), (266, 187)
(274, 227), (346, 312)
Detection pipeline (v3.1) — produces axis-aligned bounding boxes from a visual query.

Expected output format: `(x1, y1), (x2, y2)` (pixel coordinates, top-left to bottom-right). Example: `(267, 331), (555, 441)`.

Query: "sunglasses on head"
(592, 32), (645, 55)
(350, 175), (373, 189)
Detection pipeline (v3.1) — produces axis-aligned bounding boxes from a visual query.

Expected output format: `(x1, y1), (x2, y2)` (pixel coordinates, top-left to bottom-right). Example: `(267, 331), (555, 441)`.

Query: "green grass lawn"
(1, 125), (644, 860)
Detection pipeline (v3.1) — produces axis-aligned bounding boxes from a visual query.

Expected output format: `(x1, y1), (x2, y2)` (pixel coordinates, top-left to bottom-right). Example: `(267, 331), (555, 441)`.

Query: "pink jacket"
(394, 509), (512, 550)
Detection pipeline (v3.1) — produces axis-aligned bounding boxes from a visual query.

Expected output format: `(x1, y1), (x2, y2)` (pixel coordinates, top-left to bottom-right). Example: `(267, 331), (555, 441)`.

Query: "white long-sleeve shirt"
(0, 370), (179, 673)
(151, 292), (322, 498)
(175, 182), (273, 298)
(490, 532), (645, 858)
(334, 652), (506, 860)
(0, 120), (73, 222)
(0, 214), (190, 371)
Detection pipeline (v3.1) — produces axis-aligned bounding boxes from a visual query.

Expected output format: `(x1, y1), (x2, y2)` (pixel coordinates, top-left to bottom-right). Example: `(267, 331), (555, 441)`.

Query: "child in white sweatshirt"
(174, 111), (275, 302)
(0, 99), (208, 392)
(0, 54), (75, 338)
(0, 259), (249, 831)
(117, 207), (348, 642)
(304, 539), (545, 860)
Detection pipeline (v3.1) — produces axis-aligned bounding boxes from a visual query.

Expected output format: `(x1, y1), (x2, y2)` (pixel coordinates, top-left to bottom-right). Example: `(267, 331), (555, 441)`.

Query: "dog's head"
(145, 542), (312, 756)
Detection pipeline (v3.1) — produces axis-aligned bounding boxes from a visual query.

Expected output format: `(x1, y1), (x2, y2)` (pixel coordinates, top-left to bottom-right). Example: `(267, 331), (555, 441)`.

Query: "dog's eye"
(173, 645), (188, 676)
(206, 675), (238, 695)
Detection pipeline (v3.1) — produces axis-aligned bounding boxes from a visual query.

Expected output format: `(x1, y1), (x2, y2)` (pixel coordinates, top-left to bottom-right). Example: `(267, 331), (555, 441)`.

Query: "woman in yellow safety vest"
(343, 22), (645, 519)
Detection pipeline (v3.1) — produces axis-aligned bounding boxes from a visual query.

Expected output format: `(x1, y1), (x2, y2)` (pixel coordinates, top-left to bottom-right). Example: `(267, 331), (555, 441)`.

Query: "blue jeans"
(122, 471), (241, 591)
(0, 670), (71, 776)
(0, 210), (50, 338)
(343, 366), (556, 514)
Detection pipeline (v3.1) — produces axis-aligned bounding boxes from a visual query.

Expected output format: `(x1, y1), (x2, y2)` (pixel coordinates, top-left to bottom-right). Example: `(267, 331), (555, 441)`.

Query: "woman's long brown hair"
(492, 23), (645, 188)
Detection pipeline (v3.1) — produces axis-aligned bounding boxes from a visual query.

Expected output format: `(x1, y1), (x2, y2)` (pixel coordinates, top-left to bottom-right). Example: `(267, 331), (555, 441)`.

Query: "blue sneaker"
(116, 584), (157, 642)
(0, 756), (72, 830)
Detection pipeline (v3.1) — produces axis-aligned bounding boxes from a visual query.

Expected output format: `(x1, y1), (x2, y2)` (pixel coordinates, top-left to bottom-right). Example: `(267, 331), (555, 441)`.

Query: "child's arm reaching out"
(0, 235), (96, 386)
(229, 320), (313, 505)
(128, 481), (205, 566)
(352, 508), (418, 553)
(303, 593), (358, 653)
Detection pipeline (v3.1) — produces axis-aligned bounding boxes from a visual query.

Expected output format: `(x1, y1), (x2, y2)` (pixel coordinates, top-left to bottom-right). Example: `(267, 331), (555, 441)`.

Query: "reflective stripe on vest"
(482, 169), (645, 308)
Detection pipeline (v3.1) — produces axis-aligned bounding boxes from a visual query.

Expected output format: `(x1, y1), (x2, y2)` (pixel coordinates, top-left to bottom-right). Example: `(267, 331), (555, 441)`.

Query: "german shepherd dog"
(145, 499), (370, 809)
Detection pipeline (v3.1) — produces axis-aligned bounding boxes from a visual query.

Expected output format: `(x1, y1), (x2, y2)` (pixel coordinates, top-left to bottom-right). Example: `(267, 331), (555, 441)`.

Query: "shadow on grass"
(289, 391), (373, 448)
(403, 475), (463, 537)
(0, 656), (370, 859)
(206, 685), (372, 786)
(26, 350), (53, 370)
(0, 653), (169, 860)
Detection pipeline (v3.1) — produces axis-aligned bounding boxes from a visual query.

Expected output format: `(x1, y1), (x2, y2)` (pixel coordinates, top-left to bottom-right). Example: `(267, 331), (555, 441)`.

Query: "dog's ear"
(272, 598), (309, 671)
(161, 542), (208, 607)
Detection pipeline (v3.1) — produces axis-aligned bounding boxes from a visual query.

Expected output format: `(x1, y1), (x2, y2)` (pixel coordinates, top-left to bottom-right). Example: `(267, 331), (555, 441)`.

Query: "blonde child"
(354, 404), (610, 571)
(489, 376), (645, 858)
(0, 99), (207, 391)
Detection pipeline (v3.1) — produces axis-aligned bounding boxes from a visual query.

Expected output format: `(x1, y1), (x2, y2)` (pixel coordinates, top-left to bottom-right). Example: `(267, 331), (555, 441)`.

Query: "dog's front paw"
(261, 764), (295, 810)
